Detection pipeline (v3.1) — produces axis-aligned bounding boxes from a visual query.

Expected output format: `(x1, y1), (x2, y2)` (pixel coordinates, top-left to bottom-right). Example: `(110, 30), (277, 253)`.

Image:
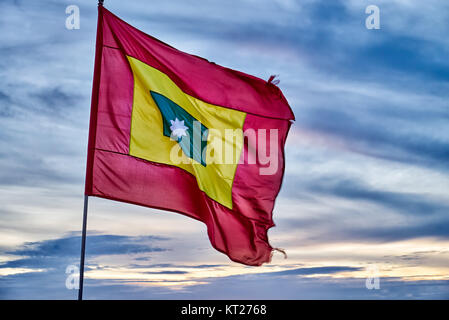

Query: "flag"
(85, 6), (295, 266)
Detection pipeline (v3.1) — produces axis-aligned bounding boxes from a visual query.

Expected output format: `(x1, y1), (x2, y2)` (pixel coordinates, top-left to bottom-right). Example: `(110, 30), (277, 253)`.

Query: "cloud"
(0, 233), (171, 299)
(259, 266), (362, 276)
(1, 234), (168, 270)
(143, 270), (188, 275)
(345, 220), (449, 243)
(129, 263), (226, 269)
(279, 210), (449, 245)
(2, 240), (447, 300)
(29, 87), (83, 116)
(305, 176), (449, 216)
(26, 273), (446, 300)
(294, 104), (449, 170)
(278, 173), (449, 244)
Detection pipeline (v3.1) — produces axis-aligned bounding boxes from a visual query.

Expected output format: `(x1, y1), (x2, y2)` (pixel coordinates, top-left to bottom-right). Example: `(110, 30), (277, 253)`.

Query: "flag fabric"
(85, 6), (295, 266)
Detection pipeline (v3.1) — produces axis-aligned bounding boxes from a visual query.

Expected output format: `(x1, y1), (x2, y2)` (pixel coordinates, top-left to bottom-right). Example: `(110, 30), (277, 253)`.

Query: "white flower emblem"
(170, 118), (188, 139)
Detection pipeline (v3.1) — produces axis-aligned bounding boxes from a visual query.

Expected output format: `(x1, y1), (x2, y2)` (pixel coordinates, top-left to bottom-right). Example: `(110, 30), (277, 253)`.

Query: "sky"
(0, 0), (449, 299)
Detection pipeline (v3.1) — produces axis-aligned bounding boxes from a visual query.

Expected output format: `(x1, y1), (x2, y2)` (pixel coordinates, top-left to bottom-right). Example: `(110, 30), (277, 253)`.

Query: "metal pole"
(77, 0), (102, 300)
(78, 195), (89, 300)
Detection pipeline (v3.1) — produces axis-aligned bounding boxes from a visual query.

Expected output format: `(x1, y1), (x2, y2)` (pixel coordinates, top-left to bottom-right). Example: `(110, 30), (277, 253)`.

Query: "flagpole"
(77, 0), (104, 302)
(78, 195), (89, 300)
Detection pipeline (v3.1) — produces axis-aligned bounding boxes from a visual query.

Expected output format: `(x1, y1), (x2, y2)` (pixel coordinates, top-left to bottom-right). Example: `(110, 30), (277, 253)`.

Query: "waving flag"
(85, 6), (294, 266)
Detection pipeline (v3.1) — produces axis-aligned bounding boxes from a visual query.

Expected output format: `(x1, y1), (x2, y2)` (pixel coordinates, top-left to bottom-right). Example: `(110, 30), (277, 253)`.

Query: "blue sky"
(0, 0), (449, 299)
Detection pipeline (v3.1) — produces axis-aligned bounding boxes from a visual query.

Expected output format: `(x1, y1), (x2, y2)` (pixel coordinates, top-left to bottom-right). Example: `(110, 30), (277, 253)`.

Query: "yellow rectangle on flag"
(127, 56), (246, 209)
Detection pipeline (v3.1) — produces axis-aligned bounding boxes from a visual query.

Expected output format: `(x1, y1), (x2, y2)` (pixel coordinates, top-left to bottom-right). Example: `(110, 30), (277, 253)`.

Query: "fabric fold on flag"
(85, 6), (294, 266)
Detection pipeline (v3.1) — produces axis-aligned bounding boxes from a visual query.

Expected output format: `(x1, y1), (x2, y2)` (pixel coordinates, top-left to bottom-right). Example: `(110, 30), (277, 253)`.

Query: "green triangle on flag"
(150, 90), (209, 166)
